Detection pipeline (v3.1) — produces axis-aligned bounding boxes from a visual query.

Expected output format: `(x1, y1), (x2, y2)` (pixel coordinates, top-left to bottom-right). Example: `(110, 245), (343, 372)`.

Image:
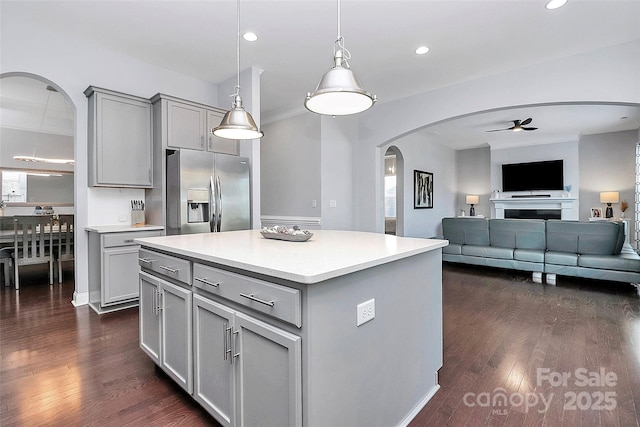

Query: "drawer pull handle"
(138, 257), (153, 264)
(195, 277), (220, 287)
(239, 292), (275, 307)
(158, 265), (179, 274)
(124, 239), (135, 243)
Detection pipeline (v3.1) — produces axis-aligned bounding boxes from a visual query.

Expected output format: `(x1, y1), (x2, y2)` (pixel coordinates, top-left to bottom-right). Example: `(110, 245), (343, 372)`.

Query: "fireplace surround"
(491, 197), (577, 220)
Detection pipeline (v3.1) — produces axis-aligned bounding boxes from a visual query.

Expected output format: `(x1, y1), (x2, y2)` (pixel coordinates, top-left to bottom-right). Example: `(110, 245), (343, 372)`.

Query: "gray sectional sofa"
(442, 217), (640, 296)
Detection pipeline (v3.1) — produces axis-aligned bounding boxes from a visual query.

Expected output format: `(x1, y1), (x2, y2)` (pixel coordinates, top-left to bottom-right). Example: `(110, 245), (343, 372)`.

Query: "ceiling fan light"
(305, 65), (376, 115)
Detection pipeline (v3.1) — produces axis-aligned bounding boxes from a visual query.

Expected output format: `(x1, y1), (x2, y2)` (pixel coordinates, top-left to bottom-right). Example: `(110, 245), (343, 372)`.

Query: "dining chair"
(55, 214), (74, 283)
(0, 217), (14, 287)
(12, 215), (54, 289)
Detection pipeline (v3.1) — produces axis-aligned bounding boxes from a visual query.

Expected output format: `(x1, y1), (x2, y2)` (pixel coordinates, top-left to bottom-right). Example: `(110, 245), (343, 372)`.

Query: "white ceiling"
(1, 0), (640, 149)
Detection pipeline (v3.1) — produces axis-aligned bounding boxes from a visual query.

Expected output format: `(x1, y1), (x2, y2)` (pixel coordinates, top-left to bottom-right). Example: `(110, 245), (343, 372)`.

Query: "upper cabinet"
(153, 94), (239, 156)
(86, 87), (153, 188)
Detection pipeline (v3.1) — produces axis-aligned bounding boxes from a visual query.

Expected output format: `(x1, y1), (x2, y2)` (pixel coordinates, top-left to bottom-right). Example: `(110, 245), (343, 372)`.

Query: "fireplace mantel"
(491, 197), (578, 220)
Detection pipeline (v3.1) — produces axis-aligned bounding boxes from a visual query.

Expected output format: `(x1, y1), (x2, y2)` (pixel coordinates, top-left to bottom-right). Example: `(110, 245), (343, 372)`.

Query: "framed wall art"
(414, 170), (433, 209)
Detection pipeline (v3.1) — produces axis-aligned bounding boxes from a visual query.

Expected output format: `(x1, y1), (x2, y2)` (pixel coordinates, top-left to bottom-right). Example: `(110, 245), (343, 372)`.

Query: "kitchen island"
(136, 229), (447, 427)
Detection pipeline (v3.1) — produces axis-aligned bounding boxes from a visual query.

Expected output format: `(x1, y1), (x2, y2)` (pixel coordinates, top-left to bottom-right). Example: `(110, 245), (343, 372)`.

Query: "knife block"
(131, 209), (145, 227)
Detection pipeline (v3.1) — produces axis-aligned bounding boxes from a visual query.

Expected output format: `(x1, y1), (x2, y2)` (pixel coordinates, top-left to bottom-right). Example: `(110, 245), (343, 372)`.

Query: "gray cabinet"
(88, 228), (162, 314)
(153, 95), (238, 155)
(167, 100), (206, 150)
(139, 270), (193, 394)
(85, 86), (153, 188)
(206, 109), (239, 155)
(193, 294), (301, 427)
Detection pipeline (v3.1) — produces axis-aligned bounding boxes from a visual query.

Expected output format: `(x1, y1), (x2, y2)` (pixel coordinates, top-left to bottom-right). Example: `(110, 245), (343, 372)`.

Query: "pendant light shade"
(213, 94), (263, 139)
(305, 0), (376, 115)
(213, 0), (263, 140)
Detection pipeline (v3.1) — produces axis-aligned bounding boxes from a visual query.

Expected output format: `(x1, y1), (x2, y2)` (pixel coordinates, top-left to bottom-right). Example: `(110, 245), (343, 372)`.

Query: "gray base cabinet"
(88, 228), (162, 314)
(139, 271), (193, 394)
(193, 294), (302, 427)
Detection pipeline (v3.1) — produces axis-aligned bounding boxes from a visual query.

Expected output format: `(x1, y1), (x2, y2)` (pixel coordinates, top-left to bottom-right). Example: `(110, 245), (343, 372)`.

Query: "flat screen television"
(501, 160), (564, 192)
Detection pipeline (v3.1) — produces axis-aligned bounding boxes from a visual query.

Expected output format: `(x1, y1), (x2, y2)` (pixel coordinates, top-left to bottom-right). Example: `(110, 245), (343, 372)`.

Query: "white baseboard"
(260, 216), (322, 230)
(72, 291), (89, 306)
(398, 384), (440, 427)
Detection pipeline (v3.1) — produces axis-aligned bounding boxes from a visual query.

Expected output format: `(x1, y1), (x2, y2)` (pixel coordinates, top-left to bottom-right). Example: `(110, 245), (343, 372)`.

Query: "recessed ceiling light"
(415, 46), (430, 55)
(545, 0), (568, 10)
(242, 32), (258, 42)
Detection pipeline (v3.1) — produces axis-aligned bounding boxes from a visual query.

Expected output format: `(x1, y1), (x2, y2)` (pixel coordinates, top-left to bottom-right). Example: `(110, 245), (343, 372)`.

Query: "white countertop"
(135, 229), (448, 284)
(85, 224), (164, 233)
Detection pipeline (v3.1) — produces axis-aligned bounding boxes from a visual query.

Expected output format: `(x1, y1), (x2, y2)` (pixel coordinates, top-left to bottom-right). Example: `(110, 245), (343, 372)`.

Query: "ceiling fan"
(486, 118), (538, 132)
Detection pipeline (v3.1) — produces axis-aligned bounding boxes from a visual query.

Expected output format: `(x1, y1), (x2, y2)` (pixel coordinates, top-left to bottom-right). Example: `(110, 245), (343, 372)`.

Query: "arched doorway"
(0, 72), (76, 286)
(383, 146), (404, 236)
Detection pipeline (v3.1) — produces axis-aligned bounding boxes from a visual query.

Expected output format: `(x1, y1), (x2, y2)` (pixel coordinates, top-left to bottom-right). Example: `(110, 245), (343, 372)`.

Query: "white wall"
(1, 11), (220, 305)
(382, 133), (456, 238)
(321, 115), (356, 230)
(356, 41), (640, 233)
(457, 147), (491, 218)
(261, 113), (321, 218)
(580, 130), (637, 239)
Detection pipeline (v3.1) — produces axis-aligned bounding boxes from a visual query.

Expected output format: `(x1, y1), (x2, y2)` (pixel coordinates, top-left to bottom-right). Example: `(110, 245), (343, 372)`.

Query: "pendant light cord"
(334, 0), (351, 68)
(236, 0), (240, 94)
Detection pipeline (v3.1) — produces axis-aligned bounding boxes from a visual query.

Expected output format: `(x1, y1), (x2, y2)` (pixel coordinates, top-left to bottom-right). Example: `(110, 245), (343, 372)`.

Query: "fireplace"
(505, 209), (561, 220)
(491, 196), (577, 220)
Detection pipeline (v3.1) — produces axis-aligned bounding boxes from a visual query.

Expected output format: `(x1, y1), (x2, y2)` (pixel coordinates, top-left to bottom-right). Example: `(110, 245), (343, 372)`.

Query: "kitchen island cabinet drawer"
(139, 248), (192, 285)
(193, 263), (301, 327)
(103, 230), (162, 248)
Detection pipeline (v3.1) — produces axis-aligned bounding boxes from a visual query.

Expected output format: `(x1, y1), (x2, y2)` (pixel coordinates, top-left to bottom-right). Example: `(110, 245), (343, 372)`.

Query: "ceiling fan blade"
(522, 127), (538, 131)
(486, 128), (510, 132)
(521, 118), (533, 126)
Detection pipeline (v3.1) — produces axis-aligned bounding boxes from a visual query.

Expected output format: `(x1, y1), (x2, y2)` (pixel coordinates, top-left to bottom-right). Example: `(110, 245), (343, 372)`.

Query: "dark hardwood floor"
(1, 263), (639, 426)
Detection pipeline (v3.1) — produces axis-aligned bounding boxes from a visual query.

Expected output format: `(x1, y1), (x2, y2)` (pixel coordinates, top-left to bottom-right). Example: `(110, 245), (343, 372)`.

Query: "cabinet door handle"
(223, 323), (232, 361)
(138, 257), (153, 264)
(194, 277), (220, 287)
(201, 135), (205, 149)
(239, 292), (275, 307)
(231, 328), (239, 364)
(153, 289), (159, 315)
(158, 265), (179, 274)
(157, 290), (164, 313)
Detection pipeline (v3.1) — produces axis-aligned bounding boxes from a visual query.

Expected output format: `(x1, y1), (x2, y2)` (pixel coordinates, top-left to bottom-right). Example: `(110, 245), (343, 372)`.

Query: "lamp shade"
(213, 95), (263, 140)
(305, 65), (376, 115)
(599, 192), (619, 204)
(466, 195), (479, 205)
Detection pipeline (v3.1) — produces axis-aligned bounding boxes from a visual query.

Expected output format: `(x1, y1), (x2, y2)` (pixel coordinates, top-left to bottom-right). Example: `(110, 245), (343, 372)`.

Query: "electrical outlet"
(312, 199), (317, 208)
(330, 200), (337, 208)
(356, 299), (375, 326)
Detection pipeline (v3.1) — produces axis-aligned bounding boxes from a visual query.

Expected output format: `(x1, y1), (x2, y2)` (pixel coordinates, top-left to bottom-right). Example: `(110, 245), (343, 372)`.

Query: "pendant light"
(213, 0), (263, 140)
(305, 0), (376, 116)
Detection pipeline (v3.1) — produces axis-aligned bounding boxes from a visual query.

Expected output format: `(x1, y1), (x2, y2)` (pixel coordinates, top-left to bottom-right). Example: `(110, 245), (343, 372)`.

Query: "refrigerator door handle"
(216, 175), (222, 232)
(209, 176), (217, 232)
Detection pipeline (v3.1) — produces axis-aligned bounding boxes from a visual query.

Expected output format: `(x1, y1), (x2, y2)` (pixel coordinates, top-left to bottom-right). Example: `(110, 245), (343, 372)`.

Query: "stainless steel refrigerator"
(166, 149), (250, 235)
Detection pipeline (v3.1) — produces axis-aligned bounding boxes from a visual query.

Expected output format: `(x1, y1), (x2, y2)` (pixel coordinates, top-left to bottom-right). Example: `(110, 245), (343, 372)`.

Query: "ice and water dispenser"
(187, 189), (209, 223)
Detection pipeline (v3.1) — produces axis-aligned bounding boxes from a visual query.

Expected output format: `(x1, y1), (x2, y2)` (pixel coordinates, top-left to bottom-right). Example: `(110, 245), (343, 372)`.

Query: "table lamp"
(600, 191), (619, 218)
(466, 195), (479, 216)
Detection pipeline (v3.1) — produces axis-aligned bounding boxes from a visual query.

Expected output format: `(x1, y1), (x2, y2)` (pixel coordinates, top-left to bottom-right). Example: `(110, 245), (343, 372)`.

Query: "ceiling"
(1, 0), (640, 149)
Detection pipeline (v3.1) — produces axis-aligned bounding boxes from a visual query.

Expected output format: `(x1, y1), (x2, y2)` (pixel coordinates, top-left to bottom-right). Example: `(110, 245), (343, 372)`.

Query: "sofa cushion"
(442, 217), (489, 246)
(546, 220), (579, 253)
(514, 249), (545, 263)
(489, 219), (546, 250)
(546, 220), (622, 255)
(578, 254), (640, 273)
(462, 245), (513, 260)
(443, 243), (462, 255)
(545, 251), (578, 266)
